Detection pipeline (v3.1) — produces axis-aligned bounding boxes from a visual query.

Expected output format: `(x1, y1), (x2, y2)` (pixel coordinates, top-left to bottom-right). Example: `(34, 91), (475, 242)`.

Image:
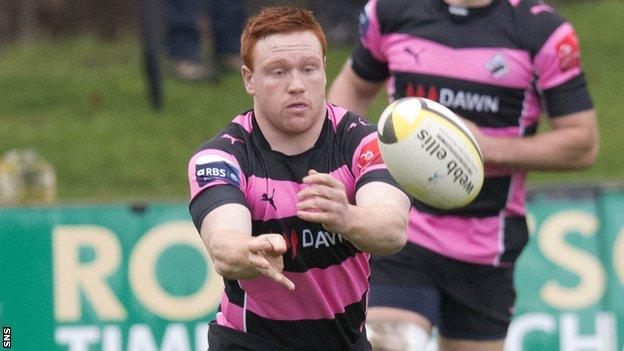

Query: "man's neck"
(443, 0), (493, 7)
(255, 109), (326, 156)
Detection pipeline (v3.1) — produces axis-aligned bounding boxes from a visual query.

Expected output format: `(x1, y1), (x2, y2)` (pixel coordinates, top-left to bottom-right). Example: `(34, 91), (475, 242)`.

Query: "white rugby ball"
(377, 97), (484, 209)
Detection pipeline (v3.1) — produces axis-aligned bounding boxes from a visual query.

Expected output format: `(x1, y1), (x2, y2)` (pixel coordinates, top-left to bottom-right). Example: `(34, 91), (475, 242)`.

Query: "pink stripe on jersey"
(508, 0), (521, 7)
(240, 253), (370, 321)
(232, 111), (254, 133)
(188, 149), (246, 201)
(520, 89), (542, 126)
(381, 34), (532, 89)
(531, 4), (554, 14)
(535, 23), (582, 90)
(216, 294), (245, 331)
(361, 0), (385, 62)
(246, 165), (356, 221)
(408, 210), (502, 265)
(326, 103), (349, 132)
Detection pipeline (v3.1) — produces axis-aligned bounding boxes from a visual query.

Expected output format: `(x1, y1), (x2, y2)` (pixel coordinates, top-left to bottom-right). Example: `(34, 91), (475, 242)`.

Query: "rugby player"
(187, 6), (411, 350)
(328, 0), (599, 350)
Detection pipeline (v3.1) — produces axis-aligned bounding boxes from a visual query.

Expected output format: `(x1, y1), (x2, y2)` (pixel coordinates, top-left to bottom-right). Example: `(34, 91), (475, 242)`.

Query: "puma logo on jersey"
(261, 188), (277, 210)
(221, 134), (243, 145)
(404, 47), (425, 64)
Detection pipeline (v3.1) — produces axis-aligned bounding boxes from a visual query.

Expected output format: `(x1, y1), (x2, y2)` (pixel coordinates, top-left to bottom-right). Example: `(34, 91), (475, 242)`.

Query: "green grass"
(0, 0), (622, 202)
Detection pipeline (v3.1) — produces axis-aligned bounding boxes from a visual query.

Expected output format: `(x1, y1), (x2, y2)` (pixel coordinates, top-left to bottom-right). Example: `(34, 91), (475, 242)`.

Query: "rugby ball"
(377, 97), (484, 209)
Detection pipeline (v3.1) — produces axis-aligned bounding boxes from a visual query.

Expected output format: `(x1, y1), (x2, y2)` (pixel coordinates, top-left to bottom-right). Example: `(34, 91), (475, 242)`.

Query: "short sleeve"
(350, 0), (390, 82)
(338, 112), (401, 192)
(187, 148), (247, 230)
(533, 23), (593, 117)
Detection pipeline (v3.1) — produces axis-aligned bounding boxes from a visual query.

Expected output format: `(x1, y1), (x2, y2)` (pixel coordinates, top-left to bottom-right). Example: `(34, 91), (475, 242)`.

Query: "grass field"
(0, 0), (622, 202)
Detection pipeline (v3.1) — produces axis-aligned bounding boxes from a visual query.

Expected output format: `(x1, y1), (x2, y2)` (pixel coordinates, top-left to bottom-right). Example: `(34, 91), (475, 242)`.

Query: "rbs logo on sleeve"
(195, 155), (241, 188)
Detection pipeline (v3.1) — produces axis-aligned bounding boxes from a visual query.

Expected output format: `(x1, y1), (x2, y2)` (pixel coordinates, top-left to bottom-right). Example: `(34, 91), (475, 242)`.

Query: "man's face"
(242, 31), (326, 136)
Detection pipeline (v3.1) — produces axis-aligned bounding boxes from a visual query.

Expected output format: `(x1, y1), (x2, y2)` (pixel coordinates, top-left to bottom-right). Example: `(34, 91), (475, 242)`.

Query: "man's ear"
(241, 65), (254, 95)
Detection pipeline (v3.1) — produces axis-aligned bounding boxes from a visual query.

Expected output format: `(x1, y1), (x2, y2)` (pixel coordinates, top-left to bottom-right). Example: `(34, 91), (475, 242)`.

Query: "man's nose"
(287, 71), (305, 94)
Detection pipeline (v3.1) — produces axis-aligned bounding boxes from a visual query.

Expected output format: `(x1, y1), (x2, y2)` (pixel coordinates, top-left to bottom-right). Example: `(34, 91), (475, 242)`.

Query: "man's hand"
(296, 169), (352, 233)
(248, 234), (295, 291)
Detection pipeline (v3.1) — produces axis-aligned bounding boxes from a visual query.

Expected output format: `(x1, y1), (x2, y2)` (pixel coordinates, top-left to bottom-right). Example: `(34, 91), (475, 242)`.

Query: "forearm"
(202, 229), (260, 280)
(481, 126), (598, 172)
(327, 63), (383, 117)
(341, 202), (408, 255)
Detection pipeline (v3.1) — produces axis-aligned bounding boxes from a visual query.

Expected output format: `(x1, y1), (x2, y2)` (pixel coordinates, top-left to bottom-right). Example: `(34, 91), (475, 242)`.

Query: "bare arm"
(297, 170), (410, 255)
(328, 61), (385, 117)
(466, 109), (599, 171)
(200, 203), (295, 290)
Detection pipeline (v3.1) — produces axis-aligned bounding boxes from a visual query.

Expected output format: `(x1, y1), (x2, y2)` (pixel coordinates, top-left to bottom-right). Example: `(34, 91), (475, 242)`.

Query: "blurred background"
(0, 0), (623, 350)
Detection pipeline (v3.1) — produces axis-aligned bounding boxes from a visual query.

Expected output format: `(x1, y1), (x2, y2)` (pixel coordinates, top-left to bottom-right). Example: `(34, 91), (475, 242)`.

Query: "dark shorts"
(208, 321), (371, 351)
(368, 242), (516, 340)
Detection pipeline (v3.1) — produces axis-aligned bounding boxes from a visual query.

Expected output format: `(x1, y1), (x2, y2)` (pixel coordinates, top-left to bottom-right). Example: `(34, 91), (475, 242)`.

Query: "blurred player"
(187, 6), (411, 350)
(328, 0), (599, 350)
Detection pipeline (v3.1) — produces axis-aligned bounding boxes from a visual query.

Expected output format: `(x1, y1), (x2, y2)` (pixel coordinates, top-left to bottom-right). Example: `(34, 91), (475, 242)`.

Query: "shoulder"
(326, 103), (376, 136)
(504, 0), (571, 56)
(374, 0), (431, 34)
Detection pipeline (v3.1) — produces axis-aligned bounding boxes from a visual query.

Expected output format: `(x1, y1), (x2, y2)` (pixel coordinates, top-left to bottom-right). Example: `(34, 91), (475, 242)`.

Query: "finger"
(297, 209), (330, 223)
(264, 234), (288, 254)
(297, 197), (333, 212)
(259, 266), (295, 291)
(248, 237), (273, 253)
(302, 171), (340, 188)
(248, 252), (271, 270)
(297, 184), (333, 201)
(249, 234), (287, 254)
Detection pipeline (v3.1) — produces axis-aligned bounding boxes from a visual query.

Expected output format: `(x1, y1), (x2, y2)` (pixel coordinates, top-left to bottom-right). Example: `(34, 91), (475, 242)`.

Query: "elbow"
(573, 138), (600, 170)
(375, 217), (408, 255)
(388, 230), (408, 254)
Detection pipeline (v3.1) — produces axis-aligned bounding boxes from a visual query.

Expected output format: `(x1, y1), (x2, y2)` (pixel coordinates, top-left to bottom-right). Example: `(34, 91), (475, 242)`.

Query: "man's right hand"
(248, 234), (295, 291)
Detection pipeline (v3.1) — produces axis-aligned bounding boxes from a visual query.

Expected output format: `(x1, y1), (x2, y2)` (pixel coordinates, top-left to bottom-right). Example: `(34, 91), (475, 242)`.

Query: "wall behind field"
(1, 184), (623, 350)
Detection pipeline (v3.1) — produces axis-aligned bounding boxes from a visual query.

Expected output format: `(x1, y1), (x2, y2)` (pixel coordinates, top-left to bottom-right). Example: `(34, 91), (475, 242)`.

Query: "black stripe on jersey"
(189, 185), (247, 230)
(251, 218), (360, 272)
(412, 176), (512, 217)
(393, 72), (525, 128)
(352, 42), (390, 81)
(208, 322), (294, 351)
(499, 215), (529, 264)
(512, 0), (570, 58)
(523, 123), (538, 136)
(225, 278), (246, 306)
(376, 0), (515, 49)
(543, 74), (593, 117)
(245, 292), (368, 351)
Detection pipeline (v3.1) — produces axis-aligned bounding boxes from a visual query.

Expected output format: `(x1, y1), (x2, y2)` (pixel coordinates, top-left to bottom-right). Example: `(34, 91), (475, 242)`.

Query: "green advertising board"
(0, 203), (220, 350)
(1, 186), (623, 350)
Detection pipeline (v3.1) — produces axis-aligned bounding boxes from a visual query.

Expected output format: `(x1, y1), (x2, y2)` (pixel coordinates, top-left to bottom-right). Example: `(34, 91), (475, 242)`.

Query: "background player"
(187, 6), (411, 350)
(328, 0), (599, 350)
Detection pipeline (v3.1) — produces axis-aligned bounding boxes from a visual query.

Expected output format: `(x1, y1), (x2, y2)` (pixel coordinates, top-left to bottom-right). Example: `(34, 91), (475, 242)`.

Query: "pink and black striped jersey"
(187, 103), (400, 350)
(352, 0), (593, 266)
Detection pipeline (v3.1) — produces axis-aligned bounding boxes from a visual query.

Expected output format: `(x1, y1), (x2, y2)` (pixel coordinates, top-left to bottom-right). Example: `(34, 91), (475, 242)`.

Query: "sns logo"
(194, 155), (240, 187)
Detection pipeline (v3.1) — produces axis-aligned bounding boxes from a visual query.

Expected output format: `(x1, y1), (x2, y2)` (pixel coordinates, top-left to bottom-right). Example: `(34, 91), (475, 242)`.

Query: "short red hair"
(241, 6), (327, 71)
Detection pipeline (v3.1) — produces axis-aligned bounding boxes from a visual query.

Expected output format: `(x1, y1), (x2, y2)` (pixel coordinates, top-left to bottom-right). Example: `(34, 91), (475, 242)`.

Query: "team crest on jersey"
(486, 53), (509, 78)
(357, 138), (383, 171)
(557, 31), (581, 71)
(194, 155), (240, 187)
